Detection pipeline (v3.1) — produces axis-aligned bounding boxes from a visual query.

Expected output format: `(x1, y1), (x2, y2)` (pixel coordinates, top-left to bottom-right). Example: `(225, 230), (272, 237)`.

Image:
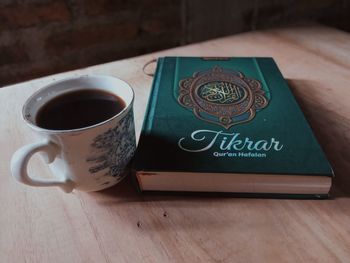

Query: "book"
(133, 57), (333, 198)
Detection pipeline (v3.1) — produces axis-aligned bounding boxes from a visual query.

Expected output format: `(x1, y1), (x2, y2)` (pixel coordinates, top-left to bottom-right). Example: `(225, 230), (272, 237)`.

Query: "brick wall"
(1, 0), (349, 87)
(0, 0), (182, 87)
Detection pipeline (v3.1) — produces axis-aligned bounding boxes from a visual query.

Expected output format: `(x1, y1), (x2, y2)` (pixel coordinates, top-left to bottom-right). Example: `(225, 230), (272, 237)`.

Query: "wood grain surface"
(1, 25), (350, 263)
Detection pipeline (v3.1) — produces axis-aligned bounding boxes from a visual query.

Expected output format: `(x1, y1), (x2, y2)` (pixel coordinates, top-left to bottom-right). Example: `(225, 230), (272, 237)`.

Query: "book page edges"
(136, 172), (331, 194)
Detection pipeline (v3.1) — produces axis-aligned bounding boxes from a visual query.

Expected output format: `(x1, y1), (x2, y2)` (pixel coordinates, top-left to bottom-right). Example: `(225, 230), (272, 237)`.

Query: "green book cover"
(133, 57), (333, 195)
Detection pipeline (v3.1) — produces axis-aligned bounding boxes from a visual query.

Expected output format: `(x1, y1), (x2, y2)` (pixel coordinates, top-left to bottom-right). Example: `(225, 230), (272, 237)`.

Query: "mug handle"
(10, 139), (74, 193)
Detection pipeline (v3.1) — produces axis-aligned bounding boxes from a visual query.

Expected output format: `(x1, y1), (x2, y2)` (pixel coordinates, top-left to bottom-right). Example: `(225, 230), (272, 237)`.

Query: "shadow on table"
(92, 175), (243, 203)
(288, 79), (350, 198)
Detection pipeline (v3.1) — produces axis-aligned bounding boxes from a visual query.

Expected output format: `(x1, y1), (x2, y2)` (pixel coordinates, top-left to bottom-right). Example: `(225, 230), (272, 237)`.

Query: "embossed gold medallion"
(178, 66), (269, 129)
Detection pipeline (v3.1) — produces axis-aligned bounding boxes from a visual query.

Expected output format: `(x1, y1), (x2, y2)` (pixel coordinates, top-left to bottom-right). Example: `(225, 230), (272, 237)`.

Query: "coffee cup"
(10, 75), (136, 193)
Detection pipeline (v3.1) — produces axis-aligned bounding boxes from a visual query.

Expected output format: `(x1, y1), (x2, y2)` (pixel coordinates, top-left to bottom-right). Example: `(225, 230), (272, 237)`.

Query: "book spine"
(132, 58), (165, 193)
(142, 57), (165, 135)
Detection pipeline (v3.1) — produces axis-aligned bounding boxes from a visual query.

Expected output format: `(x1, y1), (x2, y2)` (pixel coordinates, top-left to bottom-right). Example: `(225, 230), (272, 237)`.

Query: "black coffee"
(36, 89), (126, 130)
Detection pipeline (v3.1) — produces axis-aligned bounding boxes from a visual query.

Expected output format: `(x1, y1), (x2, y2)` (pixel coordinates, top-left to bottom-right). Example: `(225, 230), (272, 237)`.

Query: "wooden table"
(1, 25), (350, 262)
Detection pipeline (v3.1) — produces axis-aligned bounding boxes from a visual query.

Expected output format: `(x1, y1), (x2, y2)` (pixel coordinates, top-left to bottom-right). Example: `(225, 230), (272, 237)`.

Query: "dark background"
(1, 0), (350, 87)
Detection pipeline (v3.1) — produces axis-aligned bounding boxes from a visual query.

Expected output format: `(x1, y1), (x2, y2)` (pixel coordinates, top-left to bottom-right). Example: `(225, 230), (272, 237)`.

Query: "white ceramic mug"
(10, 75), (136, 193)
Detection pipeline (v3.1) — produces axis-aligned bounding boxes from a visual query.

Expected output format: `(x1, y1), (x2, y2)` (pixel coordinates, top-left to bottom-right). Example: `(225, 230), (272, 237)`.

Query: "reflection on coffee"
(36, 89), (126, 130)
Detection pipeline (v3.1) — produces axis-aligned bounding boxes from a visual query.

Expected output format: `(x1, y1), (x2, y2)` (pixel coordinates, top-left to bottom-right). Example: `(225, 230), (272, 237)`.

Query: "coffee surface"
(36, 89), (125, 130)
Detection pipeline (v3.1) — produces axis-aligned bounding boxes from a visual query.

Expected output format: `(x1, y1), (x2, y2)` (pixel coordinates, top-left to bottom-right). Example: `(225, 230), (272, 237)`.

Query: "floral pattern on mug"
(86, 109), (136, 186)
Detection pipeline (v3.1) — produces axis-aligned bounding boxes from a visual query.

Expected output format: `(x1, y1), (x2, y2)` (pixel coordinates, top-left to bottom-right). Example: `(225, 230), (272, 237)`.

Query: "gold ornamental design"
(178, 66), (269, 129)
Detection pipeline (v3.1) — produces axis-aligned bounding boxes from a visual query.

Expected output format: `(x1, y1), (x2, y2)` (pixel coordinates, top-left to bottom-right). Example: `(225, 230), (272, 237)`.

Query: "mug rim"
(22, 74), (135, 134)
